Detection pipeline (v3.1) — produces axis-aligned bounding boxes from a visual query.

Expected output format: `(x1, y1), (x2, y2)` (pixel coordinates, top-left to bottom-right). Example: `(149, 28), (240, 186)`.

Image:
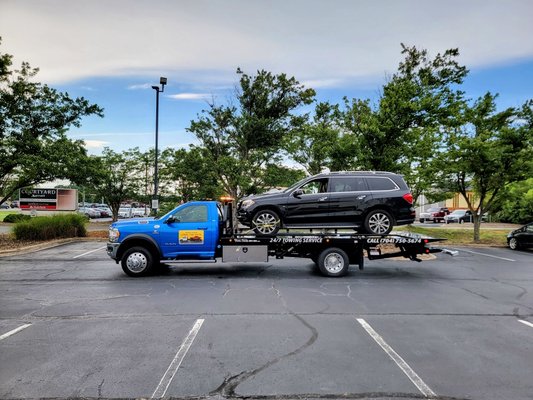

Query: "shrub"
(13, 213), (87, 241)
(3, 214), (31, 223)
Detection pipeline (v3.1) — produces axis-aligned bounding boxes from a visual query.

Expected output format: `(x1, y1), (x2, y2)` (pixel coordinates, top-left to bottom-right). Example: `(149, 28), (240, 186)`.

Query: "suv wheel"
(509, 238), (520, 250)
(364, 210), (393, 235)
(252, 210), (281, 235)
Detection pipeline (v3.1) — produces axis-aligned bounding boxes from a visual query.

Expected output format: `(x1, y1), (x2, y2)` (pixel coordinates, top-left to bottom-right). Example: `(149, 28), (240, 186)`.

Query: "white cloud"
(167, 93), (212, 100)
(83, 140), (109, 149)
(128, 83), (152, 90)
(1, 0), (532, 86)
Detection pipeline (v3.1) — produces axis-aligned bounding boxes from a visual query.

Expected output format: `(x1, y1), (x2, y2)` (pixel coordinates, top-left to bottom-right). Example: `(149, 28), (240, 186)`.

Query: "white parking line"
(356, 318), (436, 398)
(151, 319), (204, 399)
(0, 324), (32, 341)
(73, 246), (107, 259)
(453, 248), (515, 262)
(518, 319), (533, 329)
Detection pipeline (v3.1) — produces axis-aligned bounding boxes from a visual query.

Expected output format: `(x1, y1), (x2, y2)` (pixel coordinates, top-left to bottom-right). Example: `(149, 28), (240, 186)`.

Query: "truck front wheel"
(121, 246), (154, 277)
(317, 248), (349, 277)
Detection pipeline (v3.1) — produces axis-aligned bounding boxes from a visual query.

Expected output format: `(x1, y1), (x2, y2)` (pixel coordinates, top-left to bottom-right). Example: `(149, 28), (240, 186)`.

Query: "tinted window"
(366, 177), (398, 191)
(331, 177), (368, 192)
(172, 205), (208, 222)
(299, 179), (328, 194)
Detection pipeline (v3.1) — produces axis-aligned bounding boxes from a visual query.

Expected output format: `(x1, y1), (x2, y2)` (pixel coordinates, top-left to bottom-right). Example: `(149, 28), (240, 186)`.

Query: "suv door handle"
(357, 195), (367, 200)
(318, 196), (328, 202)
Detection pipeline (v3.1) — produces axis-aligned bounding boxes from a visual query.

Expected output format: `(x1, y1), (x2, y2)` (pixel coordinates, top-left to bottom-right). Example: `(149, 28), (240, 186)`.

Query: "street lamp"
(151, 77), (167, 214)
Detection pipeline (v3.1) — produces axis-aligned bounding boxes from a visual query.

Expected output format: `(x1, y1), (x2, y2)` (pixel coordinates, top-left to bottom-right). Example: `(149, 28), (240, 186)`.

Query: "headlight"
(241, 199), (255, 209)
(109, 227), (120, 242)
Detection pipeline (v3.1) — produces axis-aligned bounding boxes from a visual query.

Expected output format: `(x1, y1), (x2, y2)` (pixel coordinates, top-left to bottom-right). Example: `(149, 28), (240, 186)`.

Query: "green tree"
(494, 178), (533, 224)
(187, 69), (315, 200)
(0, 39), (103, 205)
(285, 102), (340, 175)
(91, 148), (144, 221)
(339, 45), (467, 203)
(438, 95), (533, 241)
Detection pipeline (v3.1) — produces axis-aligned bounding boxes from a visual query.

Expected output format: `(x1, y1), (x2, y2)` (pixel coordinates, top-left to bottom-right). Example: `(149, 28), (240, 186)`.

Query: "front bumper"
(107, 242), (120, 260)
(236, 209), (253, 226)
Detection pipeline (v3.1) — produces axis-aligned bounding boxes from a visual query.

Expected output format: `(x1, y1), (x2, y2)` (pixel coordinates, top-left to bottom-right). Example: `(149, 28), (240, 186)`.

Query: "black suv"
(237, 171), (415, 235)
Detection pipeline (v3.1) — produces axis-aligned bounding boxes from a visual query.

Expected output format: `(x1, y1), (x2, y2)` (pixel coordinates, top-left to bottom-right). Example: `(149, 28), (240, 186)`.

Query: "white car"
(132, 208), (148, 218)
(118, 207), (132, 218)
(78, 207), (101, 218)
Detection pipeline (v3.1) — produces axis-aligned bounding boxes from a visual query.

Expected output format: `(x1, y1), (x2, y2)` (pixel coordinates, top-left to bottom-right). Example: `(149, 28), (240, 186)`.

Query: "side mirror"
(293, 189), (304, 198)
(166, 216), (179, 224)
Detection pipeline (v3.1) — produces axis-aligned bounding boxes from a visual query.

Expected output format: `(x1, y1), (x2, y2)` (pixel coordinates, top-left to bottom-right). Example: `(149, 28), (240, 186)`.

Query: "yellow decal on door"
(178, 230), (204, 245)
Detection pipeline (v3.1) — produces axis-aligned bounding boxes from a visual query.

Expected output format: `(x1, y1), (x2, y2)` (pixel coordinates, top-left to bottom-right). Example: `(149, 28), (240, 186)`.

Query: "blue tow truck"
(107, 200), (443, 277)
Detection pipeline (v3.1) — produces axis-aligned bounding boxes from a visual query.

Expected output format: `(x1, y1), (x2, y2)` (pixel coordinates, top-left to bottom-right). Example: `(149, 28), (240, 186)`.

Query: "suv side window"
(366, 177), (399, 191)
(172, 205), (208, 222)
(331, 177), (368, 192)
(299, 178), (328, 194)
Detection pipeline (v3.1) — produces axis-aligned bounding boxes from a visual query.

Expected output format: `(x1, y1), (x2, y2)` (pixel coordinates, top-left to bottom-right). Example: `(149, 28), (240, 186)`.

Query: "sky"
(1, 0), (533, 155)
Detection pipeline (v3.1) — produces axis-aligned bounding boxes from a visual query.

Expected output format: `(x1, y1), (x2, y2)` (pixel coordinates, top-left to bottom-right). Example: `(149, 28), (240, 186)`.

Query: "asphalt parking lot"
(0, 242), (532, 400)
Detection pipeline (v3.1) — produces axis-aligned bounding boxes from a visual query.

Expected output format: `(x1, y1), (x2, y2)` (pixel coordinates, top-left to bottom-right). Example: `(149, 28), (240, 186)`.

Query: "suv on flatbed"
(237, 171), (415, 235)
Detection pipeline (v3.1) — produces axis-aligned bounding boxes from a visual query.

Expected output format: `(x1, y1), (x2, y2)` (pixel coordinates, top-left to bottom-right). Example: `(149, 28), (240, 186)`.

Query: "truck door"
(160, 203), (217, 258)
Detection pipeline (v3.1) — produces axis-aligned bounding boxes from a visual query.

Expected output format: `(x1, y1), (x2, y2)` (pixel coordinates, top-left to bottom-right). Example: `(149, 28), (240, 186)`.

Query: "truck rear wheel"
(121, 246), (154, 277)
(317, 247), (349, 277)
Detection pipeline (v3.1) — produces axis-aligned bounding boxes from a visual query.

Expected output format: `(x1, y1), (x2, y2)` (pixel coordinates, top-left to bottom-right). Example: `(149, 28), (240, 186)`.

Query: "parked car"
(10, 200), (19, 208)
(96, 207), (112, 218)
(237, 171), (415, 235)
(118, 207), (132, 218)
(131, 208), (148, 218)
(0, 203), (10, 209)
(419, 207), (450, 223)
(507, 222), (533, 250)
(444, 209), (473, 224)
(78, 207), (101, 218)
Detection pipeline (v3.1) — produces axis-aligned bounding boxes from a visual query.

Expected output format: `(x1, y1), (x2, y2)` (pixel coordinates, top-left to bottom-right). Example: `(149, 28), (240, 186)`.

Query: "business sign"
(19, 188), (78, 211)
(19, 188), (58, 210)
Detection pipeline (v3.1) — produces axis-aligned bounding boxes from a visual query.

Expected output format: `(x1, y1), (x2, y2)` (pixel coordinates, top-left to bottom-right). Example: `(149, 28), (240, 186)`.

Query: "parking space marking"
(72, 245), (107, 259)
(0, 323), (31, 341)
(151, 318), (204, 399)
(356, 318), (436, 398)
(518, 319), (533, 329)
(452, 248), (515, 262)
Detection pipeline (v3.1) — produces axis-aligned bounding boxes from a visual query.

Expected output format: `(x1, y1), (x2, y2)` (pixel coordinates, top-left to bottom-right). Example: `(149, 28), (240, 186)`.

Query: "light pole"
(151, 77), (167, 214)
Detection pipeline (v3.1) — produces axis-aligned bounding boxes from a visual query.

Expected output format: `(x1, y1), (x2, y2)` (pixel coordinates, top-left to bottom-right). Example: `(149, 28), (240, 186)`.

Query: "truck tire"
(317, 247), (349, 277)
(364, 210), (393, 235)
(252, 209), (281, 236)
(121, 246), (154, 277)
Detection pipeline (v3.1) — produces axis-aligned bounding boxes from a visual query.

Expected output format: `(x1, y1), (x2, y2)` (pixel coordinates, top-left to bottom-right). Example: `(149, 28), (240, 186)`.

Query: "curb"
(0, 237), (107, 257)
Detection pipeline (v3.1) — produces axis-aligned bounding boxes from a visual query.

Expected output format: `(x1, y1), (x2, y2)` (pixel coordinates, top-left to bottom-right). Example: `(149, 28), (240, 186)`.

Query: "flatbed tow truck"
(107, 200), (446, 277)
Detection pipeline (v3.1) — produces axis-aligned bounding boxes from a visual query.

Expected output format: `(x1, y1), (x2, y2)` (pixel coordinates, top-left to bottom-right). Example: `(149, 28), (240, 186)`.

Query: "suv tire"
(364, 209), (393, 235)
(252, 209), (281, 236)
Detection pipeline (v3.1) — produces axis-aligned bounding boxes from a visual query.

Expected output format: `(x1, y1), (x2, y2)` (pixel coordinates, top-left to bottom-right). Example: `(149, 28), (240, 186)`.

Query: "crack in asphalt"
(209, 312), (318, 399)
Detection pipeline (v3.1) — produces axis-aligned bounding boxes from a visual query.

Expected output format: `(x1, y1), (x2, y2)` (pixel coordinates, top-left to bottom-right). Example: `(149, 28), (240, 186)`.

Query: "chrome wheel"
(126, 252), (148, 273)
(253, 211), (280, 235)
(367, 212), (392, 234)
(509, 238), (519, 250)
(324, 253), (344, 274)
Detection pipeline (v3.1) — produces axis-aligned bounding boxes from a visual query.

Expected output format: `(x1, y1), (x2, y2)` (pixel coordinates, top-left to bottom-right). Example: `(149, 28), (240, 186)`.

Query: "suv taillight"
(403, 193), (413, 204)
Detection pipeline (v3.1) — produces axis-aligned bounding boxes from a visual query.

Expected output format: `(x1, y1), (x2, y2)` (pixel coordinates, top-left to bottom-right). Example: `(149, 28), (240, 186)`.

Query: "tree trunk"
(473, 214), (481, 243)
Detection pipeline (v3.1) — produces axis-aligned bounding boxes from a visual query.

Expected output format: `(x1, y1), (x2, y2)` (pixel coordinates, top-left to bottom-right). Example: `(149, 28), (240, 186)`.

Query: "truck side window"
(172, 205), (208, 223)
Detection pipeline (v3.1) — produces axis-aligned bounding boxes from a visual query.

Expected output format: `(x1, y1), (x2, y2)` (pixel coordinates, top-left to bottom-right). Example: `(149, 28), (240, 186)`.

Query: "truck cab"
(107, 201), (224, 275)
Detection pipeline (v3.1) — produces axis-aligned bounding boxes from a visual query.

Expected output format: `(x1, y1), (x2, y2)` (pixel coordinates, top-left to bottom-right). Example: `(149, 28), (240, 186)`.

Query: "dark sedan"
(507, 222), (533, 250)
